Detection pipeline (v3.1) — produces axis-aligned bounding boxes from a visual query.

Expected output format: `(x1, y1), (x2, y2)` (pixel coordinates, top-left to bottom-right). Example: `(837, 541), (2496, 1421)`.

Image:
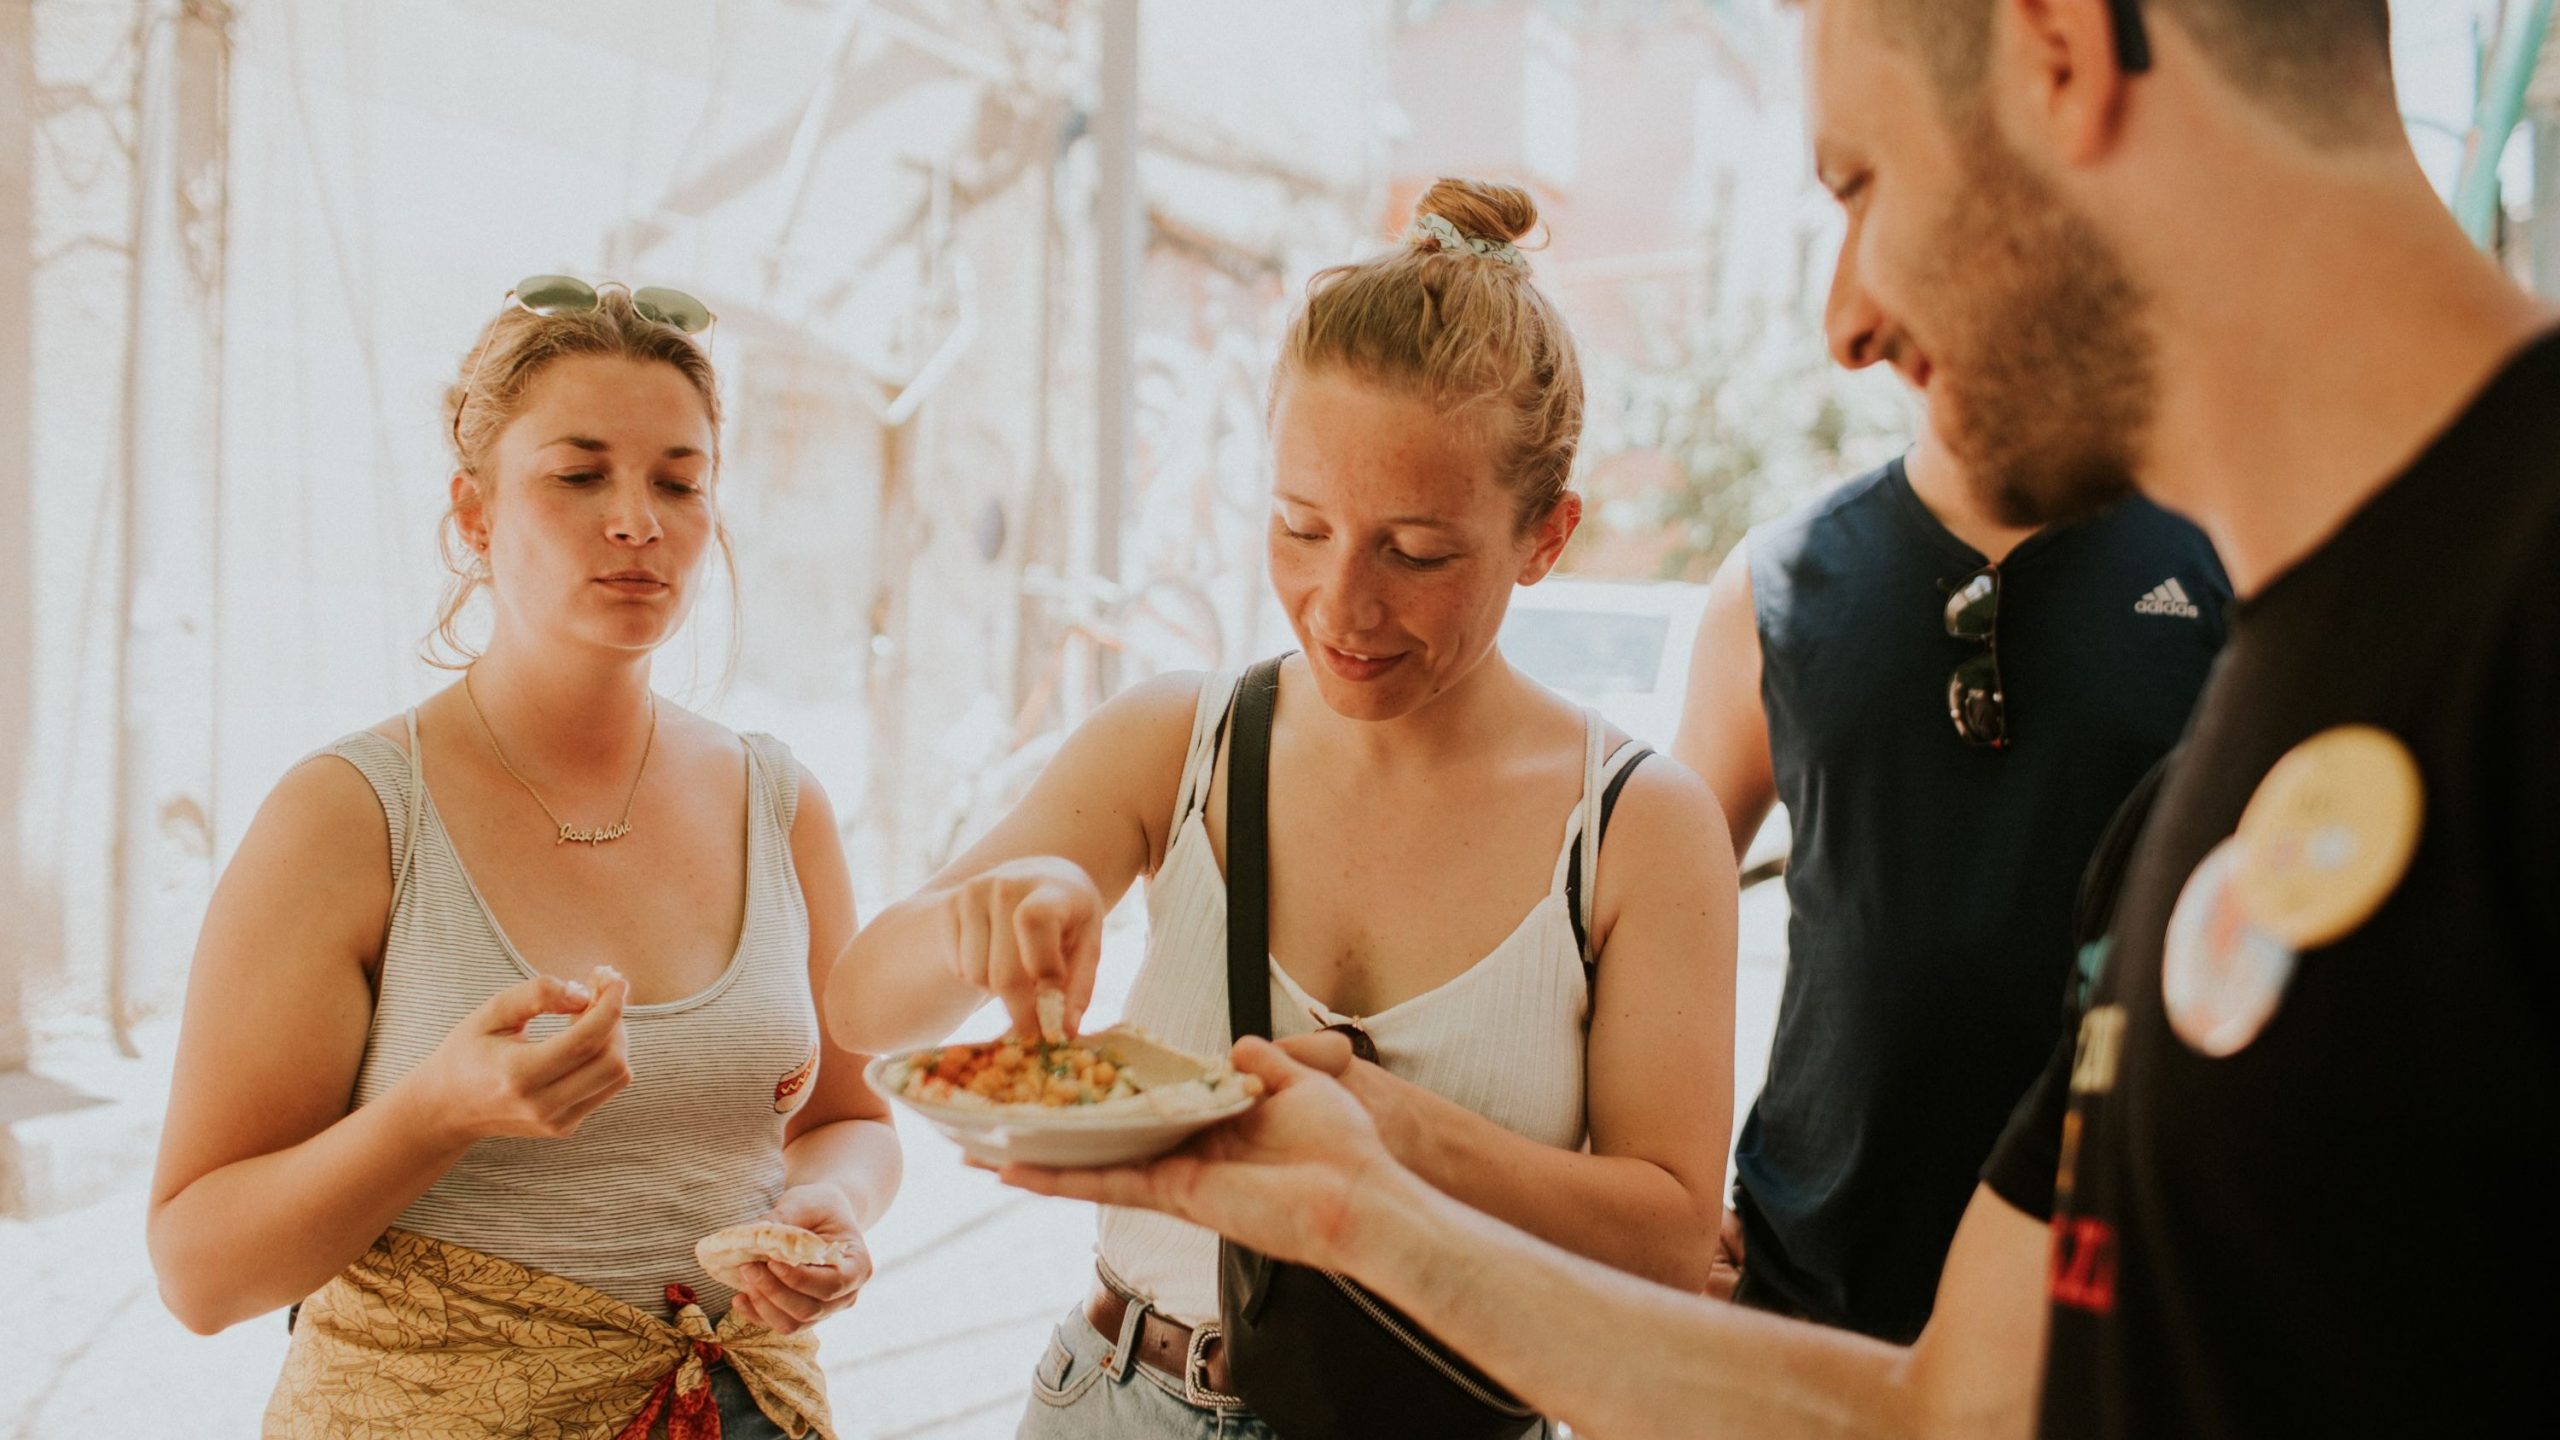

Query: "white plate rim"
(862, 1048), (1260, 1133)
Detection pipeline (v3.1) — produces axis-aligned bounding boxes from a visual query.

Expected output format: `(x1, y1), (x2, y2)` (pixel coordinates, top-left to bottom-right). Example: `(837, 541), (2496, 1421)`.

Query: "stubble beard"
(1918, 123), (2160, 528)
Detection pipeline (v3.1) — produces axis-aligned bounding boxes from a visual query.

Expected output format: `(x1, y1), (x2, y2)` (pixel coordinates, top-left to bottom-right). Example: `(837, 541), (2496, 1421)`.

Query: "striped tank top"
(1099, 669), (1644, 1323)
(319, 713), (821, 1318)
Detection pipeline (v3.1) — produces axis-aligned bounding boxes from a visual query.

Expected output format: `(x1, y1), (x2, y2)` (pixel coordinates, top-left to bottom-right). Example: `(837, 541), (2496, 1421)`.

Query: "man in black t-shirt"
(1967, 326), (2560, 1432)
(998, 4), (2560, 1436)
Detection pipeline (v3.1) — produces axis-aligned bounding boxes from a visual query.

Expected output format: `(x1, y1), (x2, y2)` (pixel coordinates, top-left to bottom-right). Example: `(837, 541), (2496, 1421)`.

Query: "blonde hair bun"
(1280, 175), (1581, 524)
(1412, 177), (1540, 249)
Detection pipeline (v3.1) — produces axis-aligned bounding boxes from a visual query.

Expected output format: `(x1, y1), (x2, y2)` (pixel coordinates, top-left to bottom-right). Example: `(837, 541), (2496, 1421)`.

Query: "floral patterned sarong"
(262, 1228), (835, 1440)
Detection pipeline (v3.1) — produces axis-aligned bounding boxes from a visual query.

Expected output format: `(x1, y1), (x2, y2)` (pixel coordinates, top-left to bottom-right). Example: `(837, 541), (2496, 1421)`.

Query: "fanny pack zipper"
(1321, 1269), (1534, 1418)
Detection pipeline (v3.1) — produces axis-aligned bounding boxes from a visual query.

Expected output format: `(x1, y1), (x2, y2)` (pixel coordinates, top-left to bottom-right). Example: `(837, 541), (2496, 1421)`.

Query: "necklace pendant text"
(556, 820), (634, 846)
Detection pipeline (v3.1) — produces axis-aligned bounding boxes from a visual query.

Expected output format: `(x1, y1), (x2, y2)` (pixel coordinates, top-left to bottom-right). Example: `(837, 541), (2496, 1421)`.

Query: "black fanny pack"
(1212, 655), (1543, 1440)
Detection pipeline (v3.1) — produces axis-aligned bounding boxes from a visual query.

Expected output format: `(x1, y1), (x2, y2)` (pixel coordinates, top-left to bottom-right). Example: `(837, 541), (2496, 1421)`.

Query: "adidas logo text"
(2134, 578), (2201, 619)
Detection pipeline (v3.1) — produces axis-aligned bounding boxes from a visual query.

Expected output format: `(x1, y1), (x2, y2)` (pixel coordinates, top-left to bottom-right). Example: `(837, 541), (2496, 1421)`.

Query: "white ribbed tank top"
(1099, 669), (1643, 1323)
(320, 714), (821, 1318)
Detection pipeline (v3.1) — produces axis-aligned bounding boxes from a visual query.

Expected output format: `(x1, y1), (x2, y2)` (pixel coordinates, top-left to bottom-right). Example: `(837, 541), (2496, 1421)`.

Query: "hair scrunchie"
(1403, 212), (1528, 269)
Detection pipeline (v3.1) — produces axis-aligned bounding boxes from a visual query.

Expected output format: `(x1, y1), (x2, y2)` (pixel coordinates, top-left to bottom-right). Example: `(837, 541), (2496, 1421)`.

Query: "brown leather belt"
(1085, 1266), (1240, 1407)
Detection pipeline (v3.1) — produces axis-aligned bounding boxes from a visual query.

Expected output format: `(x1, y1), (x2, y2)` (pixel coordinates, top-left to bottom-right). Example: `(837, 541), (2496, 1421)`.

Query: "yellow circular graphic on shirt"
(2232, 726), (2424, 951)
(2163, 837), (2301, 1058)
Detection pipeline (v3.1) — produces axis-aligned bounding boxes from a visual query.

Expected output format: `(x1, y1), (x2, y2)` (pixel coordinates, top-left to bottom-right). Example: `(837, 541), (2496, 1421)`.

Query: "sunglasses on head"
(1945, 564), (2009, 749)
(451, 276), (717, 460)
(508, 274), (715, 334)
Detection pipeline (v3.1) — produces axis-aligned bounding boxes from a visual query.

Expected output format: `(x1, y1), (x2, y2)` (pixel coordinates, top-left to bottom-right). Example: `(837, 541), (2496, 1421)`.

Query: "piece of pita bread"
(1036, 987), (1068, 1044)
(695, 1221), (856, 1290)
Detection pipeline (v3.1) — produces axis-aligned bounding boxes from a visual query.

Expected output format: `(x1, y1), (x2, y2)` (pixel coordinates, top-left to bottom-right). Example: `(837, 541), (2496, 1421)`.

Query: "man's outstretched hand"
(997, 1035), (1407, 1270)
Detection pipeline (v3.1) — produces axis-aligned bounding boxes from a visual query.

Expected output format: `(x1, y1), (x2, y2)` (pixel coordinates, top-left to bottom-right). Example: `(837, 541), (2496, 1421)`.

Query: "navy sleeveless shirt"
(1735, 457), (2227, 1342)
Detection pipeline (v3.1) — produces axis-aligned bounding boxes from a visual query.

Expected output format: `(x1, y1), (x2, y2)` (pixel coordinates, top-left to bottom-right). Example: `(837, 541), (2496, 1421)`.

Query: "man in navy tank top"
(1674, 410), (2226, 1342)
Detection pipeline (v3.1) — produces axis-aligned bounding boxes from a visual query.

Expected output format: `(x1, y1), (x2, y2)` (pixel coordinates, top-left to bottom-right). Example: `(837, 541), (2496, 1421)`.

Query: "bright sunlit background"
(1, 2), (2551, 1434)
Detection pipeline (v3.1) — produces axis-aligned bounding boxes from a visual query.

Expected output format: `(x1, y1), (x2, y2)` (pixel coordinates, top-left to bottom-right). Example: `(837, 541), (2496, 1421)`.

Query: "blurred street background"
(3, 0), (2553, 1432)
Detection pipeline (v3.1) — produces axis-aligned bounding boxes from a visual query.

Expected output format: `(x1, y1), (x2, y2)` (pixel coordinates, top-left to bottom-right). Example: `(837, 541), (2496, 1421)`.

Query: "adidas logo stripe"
(2134, 577), (2201, 619)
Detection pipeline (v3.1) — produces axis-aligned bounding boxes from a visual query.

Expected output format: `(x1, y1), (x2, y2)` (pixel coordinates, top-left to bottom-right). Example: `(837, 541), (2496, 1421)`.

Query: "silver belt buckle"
(1182, 1322), (1243, 1408)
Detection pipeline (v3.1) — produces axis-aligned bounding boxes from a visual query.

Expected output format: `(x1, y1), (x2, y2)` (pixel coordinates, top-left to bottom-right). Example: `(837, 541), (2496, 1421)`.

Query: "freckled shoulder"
(1069, 669), (1228, 860)
(1598, 751), (1737, 883)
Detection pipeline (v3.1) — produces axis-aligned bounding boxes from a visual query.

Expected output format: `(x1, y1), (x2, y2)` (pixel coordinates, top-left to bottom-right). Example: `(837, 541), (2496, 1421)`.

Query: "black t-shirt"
(1984, 331), (2560, 1436)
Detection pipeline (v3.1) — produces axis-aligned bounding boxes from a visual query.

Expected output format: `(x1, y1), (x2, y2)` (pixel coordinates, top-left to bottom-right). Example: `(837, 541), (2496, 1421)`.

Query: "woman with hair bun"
(148, 279), (901, 1439)
(830, 179), (1739, 1439)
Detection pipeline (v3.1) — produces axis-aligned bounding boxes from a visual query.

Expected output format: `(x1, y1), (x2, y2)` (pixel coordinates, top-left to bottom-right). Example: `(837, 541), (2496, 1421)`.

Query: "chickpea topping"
(898, 1039), (1145, 1108)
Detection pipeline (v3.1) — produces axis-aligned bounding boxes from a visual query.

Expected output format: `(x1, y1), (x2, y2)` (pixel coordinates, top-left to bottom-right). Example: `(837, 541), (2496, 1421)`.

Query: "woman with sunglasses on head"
(828, 180), (1739, 1440)
(147, 279), (899, 1439)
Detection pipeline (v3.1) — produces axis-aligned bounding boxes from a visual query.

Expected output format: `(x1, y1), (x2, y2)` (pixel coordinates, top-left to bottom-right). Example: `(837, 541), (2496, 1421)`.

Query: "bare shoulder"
(1694, 538), (1758, 659)
(256, 745), (400, 872)
(640, 701), (806, 818)
(915, 667), (1220, 892)
(782, 759), (858, 953)
(785, 759), (849, 876)
(650, 696), (761, 762)
(1598, 749), (1735, 880)
(1027, 668), (1221, 865)
(1606, 748), (1727, 836)
(1710, 536), (1753, 598)
(790, 760), (841, 833)
(202, 745), (398, 973)
(1086, 668), (1220, 747)
(1055, 668), (1222, 796)
(645, 703), (833, 839)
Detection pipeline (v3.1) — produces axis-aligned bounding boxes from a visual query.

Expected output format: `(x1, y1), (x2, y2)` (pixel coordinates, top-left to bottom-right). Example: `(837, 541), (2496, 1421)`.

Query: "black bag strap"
(2074, 748), (2176, 950)
(1566, 745), (1652, 967)
(2059, 746), (2178, 1014)
(1226, 657), (1286, 1043)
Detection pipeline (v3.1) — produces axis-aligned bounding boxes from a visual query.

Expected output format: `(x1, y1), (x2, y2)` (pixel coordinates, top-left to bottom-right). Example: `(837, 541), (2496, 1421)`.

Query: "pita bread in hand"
(694, 1221), (858, 1290)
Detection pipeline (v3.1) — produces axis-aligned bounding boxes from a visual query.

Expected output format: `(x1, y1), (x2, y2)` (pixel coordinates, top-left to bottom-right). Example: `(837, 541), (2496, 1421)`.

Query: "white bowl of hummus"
(867, 1025), (1262, 1168)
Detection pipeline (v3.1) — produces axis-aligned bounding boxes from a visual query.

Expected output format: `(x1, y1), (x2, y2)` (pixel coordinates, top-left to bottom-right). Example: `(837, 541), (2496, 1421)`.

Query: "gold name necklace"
(462, 670), (657, 846)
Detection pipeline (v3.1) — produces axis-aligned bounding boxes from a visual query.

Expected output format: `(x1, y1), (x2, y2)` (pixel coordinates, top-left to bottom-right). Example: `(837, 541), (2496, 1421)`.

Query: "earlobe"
(1519, 493), (1581, 584)
(449, 471), (491, 555)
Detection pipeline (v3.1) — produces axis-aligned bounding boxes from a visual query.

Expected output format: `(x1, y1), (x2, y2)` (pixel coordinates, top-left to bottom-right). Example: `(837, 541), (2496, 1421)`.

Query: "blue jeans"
(1015, 1305), (1282, 1440)
(707, 1361), (791, 1439)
